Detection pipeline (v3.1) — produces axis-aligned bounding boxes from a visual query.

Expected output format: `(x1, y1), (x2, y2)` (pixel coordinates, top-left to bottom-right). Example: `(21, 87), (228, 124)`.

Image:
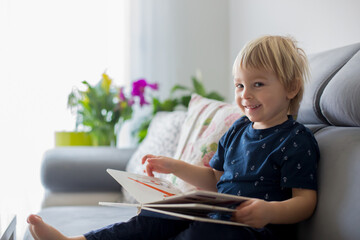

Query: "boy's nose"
(241, 87), (252, 99)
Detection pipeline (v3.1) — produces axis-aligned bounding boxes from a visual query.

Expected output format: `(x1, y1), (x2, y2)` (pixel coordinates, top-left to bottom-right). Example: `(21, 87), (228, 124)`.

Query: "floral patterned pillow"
(123, 111), (187, 202)
(167, 94), (244, 191)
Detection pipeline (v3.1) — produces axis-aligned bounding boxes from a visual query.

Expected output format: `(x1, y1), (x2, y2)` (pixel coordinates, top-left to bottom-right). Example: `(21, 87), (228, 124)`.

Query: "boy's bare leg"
(27, 214), (86, 240)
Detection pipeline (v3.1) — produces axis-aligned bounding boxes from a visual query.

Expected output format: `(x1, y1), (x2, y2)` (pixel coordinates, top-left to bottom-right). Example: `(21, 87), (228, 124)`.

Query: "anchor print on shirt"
(264, 193), (269, 200)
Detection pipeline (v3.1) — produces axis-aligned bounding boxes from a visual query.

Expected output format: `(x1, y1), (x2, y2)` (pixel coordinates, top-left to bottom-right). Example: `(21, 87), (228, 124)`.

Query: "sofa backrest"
(296, 43), (360, 240)
(298, 42), (360, 127)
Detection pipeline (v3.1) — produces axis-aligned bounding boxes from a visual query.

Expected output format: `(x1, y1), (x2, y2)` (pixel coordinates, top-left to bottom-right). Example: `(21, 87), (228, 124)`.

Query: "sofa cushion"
(124, 111), (187, 202)
(297, 42), (360, 125)
(320, 50), (360, 127)
(41, 147), (134, 192)
(167, 94), (243, 191)
(297, 126), (360, 240)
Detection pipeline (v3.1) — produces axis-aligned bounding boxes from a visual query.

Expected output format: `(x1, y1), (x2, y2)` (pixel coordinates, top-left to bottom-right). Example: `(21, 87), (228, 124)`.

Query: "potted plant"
(66, 73), (157, 146)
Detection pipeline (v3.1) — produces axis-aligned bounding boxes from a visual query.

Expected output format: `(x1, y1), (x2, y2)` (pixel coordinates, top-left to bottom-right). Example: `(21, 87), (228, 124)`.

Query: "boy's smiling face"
(234, 67), (296, 129)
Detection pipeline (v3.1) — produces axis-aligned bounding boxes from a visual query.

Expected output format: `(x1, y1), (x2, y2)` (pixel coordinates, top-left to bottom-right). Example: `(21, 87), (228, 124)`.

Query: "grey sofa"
(24, 42), (360, 240)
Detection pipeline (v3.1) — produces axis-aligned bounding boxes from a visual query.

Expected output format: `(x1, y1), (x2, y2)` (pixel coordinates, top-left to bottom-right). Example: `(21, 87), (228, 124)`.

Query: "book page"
(141, 207), (249, 227)
(99, 202), (236, 214)
(107, 169), (183, 203)
(151, 190), (251, 206)
(99, 202), (247, 227)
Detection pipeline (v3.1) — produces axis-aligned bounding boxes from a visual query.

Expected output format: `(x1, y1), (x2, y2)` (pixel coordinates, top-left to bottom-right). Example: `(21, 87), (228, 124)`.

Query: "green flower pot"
(55, 131), (93, 146)
(90, 127), (117, 146)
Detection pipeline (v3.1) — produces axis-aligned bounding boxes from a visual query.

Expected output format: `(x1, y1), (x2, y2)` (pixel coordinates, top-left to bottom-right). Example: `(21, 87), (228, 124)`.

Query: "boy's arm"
(268, 188), (317, 224)
(233, 188), (317, 228)
(142, 154), (223, 192)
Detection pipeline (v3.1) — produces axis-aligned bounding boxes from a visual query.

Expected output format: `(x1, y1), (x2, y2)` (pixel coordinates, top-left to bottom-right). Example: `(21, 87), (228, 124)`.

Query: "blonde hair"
(233, 35), (309, 115)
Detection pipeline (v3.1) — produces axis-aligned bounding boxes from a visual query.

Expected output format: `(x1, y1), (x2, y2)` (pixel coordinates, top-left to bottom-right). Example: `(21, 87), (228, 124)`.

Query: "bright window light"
(0, 0), (130, 238)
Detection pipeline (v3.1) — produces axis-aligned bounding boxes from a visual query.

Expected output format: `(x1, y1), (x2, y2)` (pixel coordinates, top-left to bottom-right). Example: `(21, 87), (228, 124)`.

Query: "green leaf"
(180, 95), (192, 107)
(135, 119), (152, 143)
(151, 98), (161, 114)
(171, 85), (190, 93)
(192, 77), (206, 96)
(160, 99), (178, 112)
(81, 80), (92, 89)
(137, 129), (148, 143)
(205, 92), (224, 101)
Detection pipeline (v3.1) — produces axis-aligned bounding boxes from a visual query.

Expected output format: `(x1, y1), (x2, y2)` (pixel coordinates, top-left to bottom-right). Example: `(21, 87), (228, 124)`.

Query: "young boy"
(27, 35), (319, 240)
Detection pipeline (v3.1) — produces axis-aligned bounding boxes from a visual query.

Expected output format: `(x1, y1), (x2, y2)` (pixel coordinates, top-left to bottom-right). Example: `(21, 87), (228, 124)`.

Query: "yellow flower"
(101, 73), (112, 93)
(120, 101), (128, 109)
(83, 95), (90, 105)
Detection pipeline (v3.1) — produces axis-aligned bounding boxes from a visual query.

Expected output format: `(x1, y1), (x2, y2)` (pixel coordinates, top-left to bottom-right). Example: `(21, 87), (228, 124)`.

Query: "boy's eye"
(254, 82), (264, 87)
(235, 83), (244, 88)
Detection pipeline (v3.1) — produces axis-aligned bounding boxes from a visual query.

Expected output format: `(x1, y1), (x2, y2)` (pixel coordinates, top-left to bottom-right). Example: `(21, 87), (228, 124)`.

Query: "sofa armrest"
(41, 147), (136, 192)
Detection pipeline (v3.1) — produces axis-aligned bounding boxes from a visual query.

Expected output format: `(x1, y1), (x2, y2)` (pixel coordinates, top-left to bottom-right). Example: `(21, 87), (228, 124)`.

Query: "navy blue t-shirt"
(209, 116), (319, 202)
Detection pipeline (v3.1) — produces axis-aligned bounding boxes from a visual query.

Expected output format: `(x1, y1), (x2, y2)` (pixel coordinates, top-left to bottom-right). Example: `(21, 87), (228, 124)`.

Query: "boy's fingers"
(235, 208), (250, 218)
(146, 164), (154, 177)
(234, 201), (253, 218)
(142, 154), (156, 164)
(27, 214), (42, 224)
(141, 155), (148, 164)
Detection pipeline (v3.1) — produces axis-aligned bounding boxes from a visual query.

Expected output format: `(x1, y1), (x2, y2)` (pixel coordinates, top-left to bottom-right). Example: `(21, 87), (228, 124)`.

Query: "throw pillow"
(167, 94), (243, 192)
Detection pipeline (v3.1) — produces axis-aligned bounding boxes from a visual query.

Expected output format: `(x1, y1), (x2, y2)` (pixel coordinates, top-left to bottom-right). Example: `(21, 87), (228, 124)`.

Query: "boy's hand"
(232, 199), (272, 229)
(141, 154), (178, 177)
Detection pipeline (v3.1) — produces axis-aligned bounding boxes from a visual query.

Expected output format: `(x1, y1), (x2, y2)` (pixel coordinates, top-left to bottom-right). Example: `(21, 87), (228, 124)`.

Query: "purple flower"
(148, 82), (158, 90)
(131, 79), (158, 106)
(119, 87), (126, 101)
(128, 99), (135, 106)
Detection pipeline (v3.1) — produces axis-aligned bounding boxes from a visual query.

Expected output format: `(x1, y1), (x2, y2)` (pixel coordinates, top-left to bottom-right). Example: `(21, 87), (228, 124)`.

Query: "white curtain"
(130, 0), (177, 98)
(0, 0), (130, 237)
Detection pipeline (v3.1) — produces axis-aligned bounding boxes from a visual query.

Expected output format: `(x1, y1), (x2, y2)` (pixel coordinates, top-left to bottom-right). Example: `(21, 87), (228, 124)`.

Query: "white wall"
(228, 0), (360, 99)
(170, 0), (230, 99)
(131, 0), (230, 100)
(138, 0), (360, 102)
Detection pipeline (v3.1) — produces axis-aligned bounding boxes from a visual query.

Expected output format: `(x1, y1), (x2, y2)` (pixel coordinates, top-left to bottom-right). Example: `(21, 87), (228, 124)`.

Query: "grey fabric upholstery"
(41, 147), (135, 192)
(23, 206), (136, 239)
(296, 42), (360, 240)
(297, 42), (360, 125)
(320, 50), (360, 126)
(298, 127), (360, 239)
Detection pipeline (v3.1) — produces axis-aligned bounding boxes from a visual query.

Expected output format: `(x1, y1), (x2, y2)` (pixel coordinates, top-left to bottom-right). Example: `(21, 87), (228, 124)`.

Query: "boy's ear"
(286, 81), (300, 100)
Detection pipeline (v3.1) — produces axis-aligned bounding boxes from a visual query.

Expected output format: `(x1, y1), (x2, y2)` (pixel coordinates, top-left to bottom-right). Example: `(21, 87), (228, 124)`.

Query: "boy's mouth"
(244, 104), (261, 110)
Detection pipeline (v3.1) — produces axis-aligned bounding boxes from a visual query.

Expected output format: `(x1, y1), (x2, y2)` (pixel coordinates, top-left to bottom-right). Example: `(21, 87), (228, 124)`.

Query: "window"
(0, 0), (130, 237)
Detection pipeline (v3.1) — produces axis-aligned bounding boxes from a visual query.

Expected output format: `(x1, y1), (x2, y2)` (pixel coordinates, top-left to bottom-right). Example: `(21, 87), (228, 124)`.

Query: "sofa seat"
(23, 206), (136, 239)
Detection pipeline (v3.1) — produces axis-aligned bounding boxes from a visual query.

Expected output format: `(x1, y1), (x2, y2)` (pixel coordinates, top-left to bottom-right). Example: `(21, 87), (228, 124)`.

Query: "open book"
(100, 169), (251, 227)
